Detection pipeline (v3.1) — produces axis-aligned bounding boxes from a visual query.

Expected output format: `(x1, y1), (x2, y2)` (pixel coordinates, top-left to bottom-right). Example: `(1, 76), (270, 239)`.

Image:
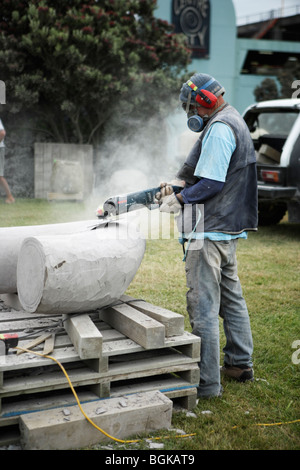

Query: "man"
(0, 118), (15, 204)
(158, 73), (257, 398)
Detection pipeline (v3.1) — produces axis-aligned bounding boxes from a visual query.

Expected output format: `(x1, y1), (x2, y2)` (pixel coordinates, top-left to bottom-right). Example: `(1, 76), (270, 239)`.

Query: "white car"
(243, 98), (300, 225)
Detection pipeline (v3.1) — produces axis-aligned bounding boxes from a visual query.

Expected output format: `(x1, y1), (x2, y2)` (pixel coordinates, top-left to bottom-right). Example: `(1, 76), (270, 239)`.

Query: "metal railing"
(237, 4), (300, 26)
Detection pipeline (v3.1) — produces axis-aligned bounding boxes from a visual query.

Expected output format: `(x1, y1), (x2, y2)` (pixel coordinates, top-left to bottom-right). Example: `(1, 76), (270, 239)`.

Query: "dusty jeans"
(185, 238), (253, 397)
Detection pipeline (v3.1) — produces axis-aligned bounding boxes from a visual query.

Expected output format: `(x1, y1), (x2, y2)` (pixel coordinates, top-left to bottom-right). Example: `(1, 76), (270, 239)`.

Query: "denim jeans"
(185, 238), (253, 397)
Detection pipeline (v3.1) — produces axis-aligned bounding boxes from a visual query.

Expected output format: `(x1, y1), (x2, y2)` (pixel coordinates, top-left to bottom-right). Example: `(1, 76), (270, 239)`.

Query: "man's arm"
(177, 177), (224, 204)
(0, 129), (5, 142)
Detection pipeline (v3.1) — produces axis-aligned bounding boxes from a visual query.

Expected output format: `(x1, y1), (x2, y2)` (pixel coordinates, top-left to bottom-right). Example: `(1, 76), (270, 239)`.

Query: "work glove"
(155, 181), (184, 214)
(159, 192), (182, 214)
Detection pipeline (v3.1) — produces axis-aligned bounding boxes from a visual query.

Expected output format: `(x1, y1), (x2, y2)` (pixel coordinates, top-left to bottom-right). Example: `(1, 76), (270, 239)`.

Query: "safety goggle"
(181, 89), (198, 114)
(181, 102), (198, 112)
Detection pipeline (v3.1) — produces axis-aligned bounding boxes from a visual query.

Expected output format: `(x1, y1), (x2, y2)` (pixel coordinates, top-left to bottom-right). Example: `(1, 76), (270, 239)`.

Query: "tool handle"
(100, 185), (183, 217)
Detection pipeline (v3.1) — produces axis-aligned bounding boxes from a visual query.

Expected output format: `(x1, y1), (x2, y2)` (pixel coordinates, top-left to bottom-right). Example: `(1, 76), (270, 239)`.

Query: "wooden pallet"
(0, 297), (200, 446)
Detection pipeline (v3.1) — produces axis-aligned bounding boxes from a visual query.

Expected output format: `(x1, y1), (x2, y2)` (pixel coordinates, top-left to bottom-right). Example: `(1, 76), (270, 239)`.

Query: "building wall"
(155, 0), (300, 114)
(155, 0), (237, 105)
(155, 0), (239, 155)
(235, 38), (300, 113)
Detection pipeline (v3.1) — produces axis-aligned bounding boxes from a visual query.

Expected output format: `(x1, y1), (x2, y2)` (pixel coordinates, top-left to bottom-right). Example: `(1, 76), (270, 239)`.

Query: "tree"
(254, 59), (300, 102)
(277, 59), (300, 99)
(253, 78), (279, 102)
(0, 0), (191, 145)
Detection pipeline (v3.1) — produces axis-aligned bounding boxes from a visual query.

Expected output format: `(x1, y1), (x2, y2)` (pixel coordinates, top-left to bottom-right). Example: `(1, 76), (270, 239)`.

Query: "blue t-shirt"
(194, 121), (236, 182)
(180, 121), (247, 241)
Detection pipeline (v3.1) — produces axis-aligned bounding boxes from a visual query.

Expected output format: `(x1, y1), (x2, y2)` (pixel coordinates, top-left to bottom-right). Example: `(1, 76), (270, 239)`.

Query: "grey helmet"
(180, 73), (226, 132)
(179, 73), (225, 105)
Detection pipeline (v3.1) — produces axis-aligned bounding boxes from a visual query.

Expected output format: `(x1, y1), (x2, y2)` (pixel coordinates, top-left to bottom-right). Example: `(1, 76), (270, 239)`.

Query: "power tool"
(96, 185), (183, 219)
(0, 333), (19, 355)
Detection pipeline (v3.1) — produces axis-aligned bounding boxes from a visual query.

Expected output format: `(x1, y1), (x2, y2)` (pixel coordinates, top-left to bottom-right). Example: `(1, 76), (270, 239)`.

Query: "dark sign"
(172, 0), (210, 58)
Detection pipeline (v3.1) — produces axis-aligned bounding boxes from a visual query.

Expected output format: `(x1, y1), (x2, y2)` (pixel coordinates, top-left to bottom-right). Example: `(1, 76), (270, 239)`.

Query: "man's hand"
(155, 180), (185, 201)
(155, 182), (174, 202)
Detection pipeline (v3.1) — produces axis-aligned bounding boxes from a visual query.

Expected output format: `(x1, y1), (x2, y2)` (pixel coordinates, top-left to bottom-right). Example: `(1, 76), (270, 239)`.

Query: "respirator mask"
(183, 104), (207, 133)
(182, 80), (218, 133)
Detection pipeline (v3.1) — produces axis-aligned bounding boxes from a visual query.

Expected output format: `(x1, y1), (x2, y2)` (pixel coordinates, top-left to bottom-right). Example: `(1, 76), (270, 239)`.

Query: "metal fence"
(237, 4), (300, 25)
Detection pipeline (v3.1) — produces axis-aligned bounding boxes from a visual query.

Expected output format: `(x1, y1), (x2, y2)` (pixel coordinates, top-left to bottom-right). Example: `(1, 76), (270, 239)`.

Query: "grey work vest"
(176, 104), (258, 234)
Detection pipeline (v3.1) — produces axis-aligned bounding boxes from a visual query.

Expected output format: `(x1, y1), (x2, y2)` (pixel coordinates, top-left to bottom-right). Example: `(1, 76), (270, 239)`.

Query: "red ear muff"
(187, 80), (218, 109)
(195, 89), (218, 109)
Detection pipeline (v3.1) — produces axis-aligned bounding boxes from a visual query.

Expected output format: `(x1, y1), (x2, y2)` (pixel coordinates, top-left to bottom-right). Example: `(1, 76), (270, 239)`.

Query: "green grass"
(1, 199), (299, 450)
(0, 197), (98, 226)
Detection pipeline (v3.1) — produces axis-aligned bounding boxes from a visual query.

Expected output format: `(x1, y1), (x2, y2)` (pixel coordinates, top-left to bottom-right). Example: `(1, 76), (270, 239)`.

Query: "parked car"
(243, 98), (300, 225)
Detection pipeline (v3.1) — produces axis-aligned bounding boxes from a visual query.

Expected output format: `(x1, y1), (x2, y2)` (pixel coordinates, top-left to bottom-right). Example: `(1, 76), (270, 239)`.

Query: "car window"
(246, 111), (298, 138)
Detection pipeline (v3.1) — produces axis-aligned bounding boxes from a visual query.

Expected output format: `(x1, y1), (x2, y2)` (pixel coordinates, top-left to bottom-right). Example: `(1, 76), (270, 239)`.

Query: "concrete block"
(16, 220), (146, 314)
(121, 295), (184, 337)
(34, 142), (94, 199)
(20, 390), (173, 450)
(63, 313), (103, 359)
(99, 303), (165, 349)
(0, 220), (99, 294)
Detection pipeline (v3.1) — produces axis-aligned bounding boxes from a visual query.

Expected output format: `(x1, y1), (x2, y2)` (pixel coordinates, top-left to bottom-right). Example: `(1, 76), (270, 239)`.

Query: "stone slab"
(19, 390), (172, 450)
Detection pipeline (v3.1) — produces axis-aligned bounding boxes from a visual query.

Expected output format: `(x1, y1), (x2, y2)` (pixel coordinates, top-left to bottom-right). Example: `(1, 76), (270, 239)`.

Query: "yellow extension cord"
(14, 346), (299, 444)
(232, 419), (300, 429)
(14, 346), (195, 444)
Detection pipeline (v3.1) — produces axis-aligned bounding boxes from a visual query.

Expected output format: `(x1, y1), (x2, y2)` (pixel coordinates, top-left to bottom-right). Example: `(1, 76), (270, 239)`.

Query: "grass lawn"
(0, 198), (299, 450)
